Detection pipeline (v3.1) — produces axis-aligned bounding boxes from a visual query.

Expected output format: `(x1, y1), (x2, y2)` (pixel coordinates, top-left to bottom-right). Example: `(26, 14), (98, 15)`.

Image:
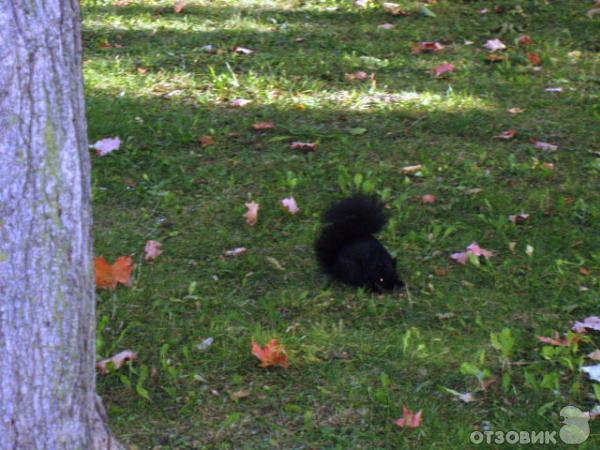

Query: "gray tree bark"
(0, 1), (124, 449)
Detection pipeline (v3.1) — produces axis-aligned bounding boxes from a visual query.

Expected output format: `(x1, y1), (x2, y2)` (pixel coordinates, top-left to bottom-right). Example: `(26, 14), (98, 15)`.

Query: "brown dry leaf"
(233, 46), (254, 55)
(137, 67), (148, 74)
(527, 52), (542, 66)
(345, 71), (369, 81)
(508, 213), (530, 224)
(382, 2), (409, 15)
(507, 107), (525, 114)
(411, 41), (444, 55)
(230, 389), (251, 401)
(588, 350), (600, 360)
(290, 142), (317, 153)
(486, 54), (507, 62)
(401, 164), (422, 174)
(252, 121), (274, 130)
(96, 350), (137, 374)
(494, 130), (517, 140)
(199, 135), (215, 147)
(517, 35), (532, 45)
(223, 247), (247, 257)
(173, 0), (186, 14)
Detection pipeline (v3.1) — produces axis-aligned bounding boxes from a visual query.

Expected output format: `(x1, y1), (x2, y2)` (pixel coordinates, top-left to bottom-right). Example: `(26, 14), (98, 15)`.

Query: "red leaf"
(251, 339), (289, 368)
(421, 194), (436, 204)
(395, 405), (423, 429)
(494, 130), (517, 140)
(433, 62), (455, 77)
(290, 142), (317, 153)
(95, 256), (133, 289)
(527, 52), (542, 66)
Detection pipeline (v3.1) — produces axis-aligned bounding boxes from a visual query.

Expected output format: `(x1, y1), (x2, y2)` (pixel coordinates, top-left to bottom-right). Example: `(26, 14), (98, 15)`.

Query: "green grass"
(85, 0), (599, 448)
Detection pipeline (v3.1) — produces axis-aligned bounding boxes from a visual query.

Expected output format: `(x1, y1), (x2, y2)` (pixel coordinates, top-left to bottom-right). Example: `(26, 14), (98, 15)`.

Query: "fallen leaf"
(113, 0), (132, 6)
(542, 162), (555, 170)
(137, 67), (148, 74)
(378, 23), (395, 30)
(233, 46), (253, 55)
(281, 196), (300, 214)
(580, 267), (590, 276)
(485, 53), (507, 63)
(545, 87), (563, 92)
(251, 339), (289, 368)
(537, 332), (580, 347)
(96, 350), (137, 374)
(197, 337), (214, 351)
(266, 256), (285, 271)
(507, 107), (525, 114)
(199, 135), (215, 147)
(588, 350), (600, 361)
(382, 2), (408, 16)
(230, 389), (250, 401)
(494, 130), (517, 140)
(200, 44), (215, 53)
(527, 52), (542, 65)
(525, 244), (534, 257)
(173, 0), (186, 14)
(395, 405), (423, 429)
(451, 242), (493, 265)
(581, 364), (600, 382)
(91, 137), (121, 156)
(290, 142), (317, 153)
(144, 240), (163, 262)
(401, 164), (422, 174)
(533, 141), (558, 152)
(587, 8), (600, 19)
(483, 39), (506, 52)
(573, 317), (600, 333)
(421, 194), (436, 204)
(479, 8), (489, 14)
(508, 242), (516, 252)
(411, 41), (444, 55)
(295, 37), (305, 43)
(244, 201), (259, 226)
(95, 255), (133, 289)
(433, 62), (455, 77)
(230, 98), (251, 108)
(517, 35), (533, 45)
(345, 71), (369, 81)
(459, 392), (475, 403)
(252, 121), (274, 130)
(354, 0), (369, 8)
(224, 247), (247, 257)
(508, 213), (530, 224)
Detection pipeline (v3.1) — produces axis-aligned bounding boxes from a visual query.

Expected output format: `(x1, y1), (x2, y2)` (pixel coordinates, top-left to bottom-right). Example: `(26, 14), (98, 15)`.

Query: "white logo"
(559, 406), (590, 444)
(469, 405), (590, 445)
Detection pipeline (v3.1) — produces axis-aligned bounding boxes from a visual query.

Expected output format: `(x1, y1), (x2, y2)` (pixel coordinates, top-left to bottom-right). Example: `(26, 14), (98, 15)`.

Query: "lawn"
(84, 0), (599, 448)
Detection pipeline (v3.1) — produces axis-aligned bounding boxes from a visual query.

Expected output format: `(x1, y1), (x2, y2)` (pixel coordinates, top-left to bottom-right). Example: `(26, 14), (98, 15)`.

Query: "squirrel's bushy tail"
(315, 194), (387, 268)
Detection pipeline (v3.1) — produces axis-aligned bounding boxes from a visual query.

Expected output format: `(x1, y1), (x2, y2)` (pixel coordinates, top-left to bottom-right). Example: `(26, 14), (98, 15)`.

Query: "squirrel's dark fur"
(315, 194), (402, 292)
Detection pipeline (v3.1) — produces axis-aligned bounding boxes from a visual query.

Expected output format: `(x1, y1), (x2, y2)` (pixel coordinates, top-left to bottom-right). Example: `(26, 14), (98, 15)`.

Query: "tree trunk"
(0, 2), (123, 449)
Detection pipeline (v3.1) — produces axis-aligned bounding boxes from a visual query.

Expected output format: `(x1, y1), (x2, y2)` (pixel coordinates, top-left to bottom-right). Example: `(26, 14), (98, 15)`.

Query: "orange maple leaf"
(251, 339), (289, 368)
(95, 255), (133, 289)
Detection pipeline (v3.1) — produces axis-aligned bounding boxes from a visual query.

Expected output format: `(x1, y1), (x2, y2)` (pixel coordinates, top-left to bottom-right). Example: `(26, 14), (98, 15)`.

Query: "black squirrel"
(315, 194), (402, 292)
